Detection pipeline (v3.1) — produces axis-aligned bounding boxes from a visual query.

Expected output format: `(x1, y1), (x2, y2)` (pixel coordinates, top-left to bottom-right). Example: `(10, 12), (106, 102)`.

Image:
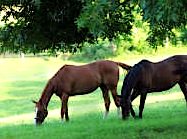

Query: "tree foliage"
(138, 0), (187, 47)
(77, 0), (134, 41)
(0, 0), (186, 54)
(0, 0), (135, 54)
(0, 0), (92, 53)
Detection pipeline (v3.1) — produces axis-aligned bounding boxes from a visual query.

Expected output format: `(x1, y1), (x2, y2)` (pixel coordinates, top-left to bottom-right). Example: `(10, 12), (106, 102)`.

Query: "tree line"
(0, 0), (186, 54)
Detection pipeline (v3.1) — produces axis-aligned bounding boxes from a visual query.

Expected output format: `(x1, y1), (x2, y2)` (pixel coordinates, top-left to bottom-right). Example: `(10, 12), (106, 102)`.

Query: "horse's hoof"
(103, 111), (109, 119)
(61, 119), (64, 124)
(117, 107), (120, 114)
(134, 116), (141, 120)
(139, 116), (143, 119)
(122, 116), (129, 120)
(134, 116), (142, 120)
(133, 115), (137, 119)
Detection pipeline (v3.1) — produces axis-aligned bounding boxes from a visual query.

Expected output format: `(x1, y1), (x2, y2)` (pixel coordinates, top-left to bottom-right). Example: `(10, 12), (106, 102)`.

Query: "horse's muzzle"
(34, 117), (43, 125)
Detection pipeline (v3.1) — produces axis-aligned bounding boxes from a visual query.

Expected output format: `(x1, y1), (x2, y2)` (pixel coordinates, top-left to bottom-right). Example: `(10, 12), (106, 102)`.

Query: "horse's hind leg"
(61, 93), (69, 122)
(110, 87), (121, 116)
(179, 81), (187, 106)
(100, 85), (110, 118)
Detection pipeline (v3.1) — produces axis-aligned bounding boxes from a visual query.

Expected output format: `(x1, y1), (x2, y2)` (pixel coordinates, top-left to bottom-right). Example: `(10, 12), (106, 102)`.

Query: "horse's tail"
(117, 62), (132, 71)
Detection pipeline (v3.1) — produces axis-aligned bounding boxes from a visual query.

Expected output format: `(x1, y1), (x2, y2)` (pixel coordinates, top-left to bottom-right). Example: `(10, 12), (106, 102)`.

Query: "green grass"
(1, 102), (187, 139)
(1, 48), (187, 139)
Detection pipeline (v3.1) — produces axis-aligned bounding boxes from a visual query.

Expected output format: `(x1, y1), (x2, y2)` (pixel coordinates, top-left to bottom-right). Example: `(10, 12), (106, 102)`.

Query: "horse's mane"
(39, 65), (69, 103)
(39, 79), (54, 101)
(121, 60), (146, 105)
(38, 72), (61, 108)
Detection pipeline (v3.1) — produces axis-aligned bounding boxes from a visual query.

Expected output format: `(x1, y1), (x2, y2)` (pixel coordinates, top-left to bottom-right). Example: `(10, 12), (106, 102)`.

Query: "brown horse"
(33, 60), (131, 125)
(120, 55), (187, 119)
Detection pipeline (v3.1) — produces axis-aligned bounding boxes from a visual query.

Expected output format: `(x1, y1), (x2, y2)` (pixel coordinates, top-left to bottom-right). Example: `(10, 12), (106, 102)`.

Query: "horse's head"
(32, 100), (48, 125)
(117, 95), (130, 119)
(121, 100), (130, 120)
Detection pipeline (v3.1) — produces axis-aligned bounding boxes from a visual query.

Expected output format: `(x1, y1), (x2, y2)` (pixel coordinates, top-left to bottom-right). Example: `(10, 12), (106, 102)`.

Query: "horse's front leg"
(130, 104), (135, 117)
(139, 92), (147, 119)
(61, 93), (69, 122)
(179, 81), (187, 107)
(130, 89), (139, 118)
(110, 87), (122, 117)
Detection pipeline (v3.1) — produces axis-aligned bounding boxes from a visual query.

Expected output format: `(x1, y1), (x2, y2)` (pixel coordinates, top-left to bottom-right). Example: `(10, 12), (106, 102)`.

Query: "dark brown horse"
(120, 55), (187, 119)
(33, 60), (131, 125)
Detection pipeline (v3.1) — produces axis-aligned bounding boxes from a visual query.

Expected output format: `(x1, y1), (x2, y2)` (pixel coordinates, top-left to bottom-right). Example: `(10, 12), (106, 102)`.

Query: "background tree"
(77, 0), (134, 41)
(138, 0), (187, 47)
(0, 0), (186, 54)
(0, 0), (135, 54)
(0, 0), (92, 54)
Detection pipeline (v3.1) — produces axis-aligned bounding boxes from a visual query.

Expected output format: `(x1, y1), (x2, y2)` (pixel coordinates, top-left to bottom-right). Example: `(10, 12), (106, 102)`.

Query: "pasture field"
(1, 48), (187, 139)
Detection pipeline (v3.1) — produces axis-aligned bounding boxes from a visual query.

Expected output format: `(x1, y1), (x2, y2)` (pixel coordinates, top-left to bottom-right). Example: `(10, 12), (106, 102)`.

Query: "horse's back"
(53, 60), (120, 95)
(58, 63), (101, 82)
(157, 55), (187, 75)
(171, 55), (187, 78)
(55, 60), (118, 79)
(95, 60), (119, 86)
(96, 60), (119, 74)
(136, 55), (187, 92)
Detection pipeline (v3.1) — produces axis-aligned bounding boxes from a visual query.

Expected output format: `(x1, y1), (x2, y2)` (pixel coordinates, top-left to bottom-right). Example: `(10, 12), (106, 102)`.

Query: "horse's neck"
(39, 80), (54, 108)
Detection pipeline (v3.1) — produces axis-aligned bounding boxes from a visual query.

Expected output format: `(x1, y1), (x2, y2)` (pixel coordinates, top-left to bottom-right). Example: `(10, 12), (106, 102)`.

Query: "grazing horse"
(120, 55), (187, 119)
(33, 60), (131, 125)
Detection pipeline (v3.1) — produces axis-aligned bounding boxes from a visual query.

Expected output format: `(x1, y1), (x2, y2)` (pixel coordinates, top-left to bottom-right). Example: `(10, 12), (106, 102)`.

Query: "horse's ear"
(32, 100), (37, 104)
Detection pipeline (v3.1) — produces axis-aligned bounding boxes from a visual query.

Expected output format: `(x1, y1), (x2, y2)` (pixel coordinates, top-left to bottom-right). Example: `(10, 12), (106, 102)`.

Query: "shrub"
(80, 43), (114, 60)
